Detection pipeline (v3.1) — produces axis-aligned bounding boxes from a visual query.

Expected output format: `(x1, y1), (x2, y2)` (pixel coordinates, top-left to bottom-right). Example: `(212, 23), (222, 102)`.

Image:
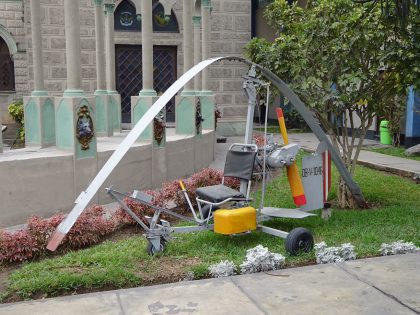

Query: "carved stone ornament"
(154, 110), (166, 145)
(196, 98), (204, 135)
(76, 105), (94, 150)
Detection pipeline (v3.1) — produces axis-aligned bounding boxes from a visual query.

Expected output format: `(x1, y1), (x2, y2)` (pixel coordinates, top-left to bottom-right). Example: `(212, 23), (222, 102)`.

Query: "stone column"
(176, 0), (199, 136)
(105, 0), (121, 132)
(182, 0), (194, 92)
(199, 0), (215, 131)
(30, 0), (46, 96)
(55, 0), (96, 159)
(24, 0), (55, 147)
(64, 0), (83, 95)
(201, 0), (211, 91)
(94, 0), (113, 137)
(140, 0), (155, 95)
(132, 0), (163, 146)
(193, 15), (202, 92)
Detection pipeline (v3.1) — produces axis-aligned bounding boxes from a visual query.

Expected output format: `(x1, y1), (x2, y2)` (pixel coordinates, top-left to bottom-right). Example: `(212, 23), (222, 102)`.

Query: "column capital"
(93, 0), (104, 6)
(192, 15), (202, 25)
(104, 1), (115, 14)
(202, 0), (211, 8)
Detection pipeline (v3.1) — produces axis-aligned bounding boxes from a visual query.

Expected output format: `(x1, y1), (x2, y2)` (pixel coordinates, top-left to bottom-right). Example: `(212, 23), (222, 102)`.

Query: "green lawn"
(364, 146), (420, 161)
(1, 161), (419, 301)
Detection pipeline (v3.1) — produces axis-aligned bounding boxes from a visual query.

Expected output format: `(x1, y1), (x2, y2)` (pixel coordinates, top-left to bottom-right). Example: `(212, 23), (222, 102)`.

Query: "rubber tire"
(146, 241), (166, 256)
(285, 227), (314, 256)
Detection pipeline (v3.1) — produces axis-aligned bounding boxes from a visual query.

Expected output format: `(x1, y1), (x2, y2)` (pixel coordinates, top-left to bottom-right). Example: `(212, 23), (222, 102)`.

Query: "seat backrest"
(224, 150), (257, 181)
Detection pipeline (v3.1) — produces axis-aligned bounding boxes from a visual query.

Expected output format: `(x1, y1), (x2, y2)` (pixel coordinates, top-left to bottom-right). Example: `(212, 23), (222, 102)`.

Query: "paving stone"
(231, 263), (416, 315)
(0, 292), (123, 315)
(341, 253), (420, 312)
(117, 278), (264, 315)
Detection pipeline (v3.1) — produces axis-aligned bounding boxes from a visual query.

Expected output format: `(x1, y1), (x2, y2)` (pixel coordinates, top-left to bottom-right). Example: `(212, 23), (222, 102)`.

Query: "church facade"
(0, 0), (252, 135)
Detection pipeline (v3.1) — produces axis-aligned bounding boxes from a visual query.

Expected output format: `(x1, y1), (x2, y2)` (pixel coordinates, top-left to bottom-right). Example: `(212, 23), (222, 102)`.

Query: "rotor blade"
(47, 57), (224, 251)
(276, 108), (307, 207)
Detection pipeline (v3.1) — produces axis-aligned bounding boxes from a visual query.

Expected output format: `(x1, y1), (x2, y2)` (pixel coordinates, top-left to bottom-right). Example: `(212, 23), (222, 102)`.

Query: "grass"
(364, 146), (420, 161)
(253, 126), (309, 134)
(1, 160), (419, 301)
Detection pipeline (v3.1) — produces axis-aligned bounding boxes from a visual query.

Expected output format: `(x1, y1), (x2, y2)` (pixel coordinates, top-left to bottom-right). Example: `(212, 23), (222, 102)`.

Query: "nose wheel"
(146, 239), (167, 256)
(285, 227), (314, 255)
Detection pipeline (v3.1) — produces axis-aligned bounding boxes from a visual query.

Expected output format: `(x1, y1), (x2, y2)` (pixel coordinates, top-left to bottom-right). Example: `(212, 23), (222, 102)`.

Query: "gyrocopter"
(47, 57), (362, 256)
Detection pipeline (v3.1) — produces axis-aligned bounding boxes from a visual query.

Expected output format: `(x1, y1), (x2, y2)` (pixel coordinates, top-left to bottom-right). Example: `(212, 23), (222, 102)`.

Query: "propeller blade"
(276, 108), (307, 207)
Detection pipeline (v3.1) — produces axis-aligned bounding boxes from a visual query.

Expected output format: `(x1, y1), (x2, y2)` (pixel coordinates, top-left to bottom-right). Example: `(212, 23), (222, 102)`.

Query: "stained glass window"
(152, 3), (179, 33)
(114, 0), (141, 32)
(114, 0), (179, 33)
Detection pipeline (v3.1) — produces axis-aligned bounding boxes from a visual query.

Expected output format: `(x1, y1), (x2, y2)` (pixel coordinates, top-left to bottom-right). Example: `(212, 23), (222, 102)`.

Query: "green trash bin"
(380, 120), (392, 145)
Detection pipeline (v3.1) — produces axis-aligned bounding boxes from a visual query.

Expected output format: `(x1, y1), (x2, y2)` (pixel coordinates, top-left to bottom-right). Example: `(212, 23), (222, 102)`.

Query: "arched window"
(114, 0), (179, 33)
(0, 36), (14, 91)
(114, 0), (141, 32)
(152, 2), (179, 33)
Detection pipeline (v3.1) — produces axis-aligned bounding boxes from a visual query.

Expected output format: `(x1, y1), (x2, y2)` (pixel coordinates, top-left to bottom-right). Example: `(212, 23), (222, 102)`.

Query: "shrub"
(7, 99), (25, 141)
(113, 168), (240, 225)
(64, 205), (116, 249)
(0, 168), (240, 263)
(0, 205), (116, 263)
(0, 230), (38, 263)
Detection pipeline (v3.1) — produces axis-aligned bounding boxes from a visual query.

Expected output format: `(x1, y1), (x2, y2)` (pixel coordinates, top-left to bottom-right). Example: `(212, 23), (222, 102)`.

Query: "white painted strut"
(47, 57), (224, 251)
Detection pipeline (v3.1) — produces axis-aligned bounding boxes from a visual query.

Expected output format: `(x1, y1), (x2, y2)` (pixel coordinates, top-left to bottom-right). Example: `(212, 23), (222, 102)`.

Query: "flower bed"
(0, 168), (239, 264)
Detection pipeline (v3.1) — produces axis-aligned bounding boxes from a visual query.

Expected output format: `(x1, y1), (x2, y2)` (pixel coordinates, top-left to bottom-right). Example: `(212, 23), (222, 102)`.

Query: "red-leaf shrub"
(112, 189), (163, 226)
(114, 168), (240, 225)
(0, 230), (38, 263)
(0, 205), (116, 263)
(253, 133), (266, 147)
(0, 168), (241, 263)
(64, 205), (116, 249)
(27, 214), (65, 249)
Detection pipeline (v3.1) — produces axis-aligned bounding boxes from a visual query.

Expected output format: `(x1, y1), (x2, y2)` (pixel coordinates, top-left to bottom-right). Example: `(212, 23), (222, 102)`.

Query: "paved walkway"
(287, 133), (420, 179)
(1, 253), (418, 315)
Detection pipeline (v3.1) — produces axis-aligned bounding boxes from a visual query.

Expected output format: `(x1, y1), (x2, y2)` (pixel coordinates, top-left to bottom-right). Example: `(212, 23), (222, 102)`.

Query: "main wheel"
(285, 227), (314, 255)
(146, 240), (166, 256)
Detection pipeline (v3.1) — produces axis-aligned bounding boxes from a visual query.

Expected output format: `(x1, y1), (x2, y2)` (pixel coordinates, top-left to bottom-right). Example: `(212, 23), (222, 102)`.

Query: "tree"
(246, 0), (420, 207)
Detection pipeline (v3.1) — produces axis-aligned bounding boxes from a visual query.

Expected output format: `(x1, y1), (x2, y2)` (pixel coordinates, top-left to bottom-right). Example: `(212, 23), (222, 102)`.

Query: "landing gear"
(285, 227), (314, 255)
(146, 239), (166, 256)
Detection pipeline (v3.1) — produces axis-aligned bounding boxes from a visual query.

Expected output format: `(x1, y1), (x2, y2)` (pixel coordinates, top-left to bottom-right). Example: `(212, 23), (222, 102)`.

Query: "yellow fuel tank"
(214, 207), (257, 235)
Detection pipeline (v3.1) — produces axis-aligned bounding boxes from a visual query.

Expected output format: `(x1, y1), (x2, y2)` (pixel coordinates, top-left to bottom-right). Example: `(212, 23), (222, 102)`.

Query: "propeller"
(276, 108), (307, 207)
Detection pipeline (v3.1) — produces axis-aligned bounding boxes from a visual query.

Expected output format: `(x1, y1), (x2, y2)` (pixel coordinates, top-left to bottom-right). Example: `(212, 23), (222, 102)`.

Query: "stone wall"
(0, 130), (215, 227)
(210, 0), (251, 135)
(24, 0), (97, 94)
(0, 0), (252, 134)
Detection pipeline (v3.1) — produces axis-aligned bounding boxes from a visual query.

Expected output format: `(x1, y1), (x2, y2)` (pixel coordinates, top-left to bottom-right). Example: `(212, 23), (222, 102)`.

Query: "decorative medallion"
(120, 11), (134, 27)
(196, 99), (204, 135)
(76, 105), (94, 150)
(154, 110), (166, 145)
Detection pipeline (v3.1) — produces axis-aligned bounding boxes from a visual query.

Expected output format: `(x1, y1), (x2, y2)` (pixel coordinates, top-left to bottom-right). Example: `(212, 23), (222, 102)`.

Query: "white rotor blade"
(47, 57), (224, 250)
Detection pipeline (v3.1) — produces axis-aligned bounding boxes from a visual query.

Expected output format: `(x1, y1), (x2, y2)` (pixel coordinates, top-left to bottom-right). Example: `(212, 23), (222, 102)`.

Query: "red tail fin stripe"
(293, 194), (307, 207)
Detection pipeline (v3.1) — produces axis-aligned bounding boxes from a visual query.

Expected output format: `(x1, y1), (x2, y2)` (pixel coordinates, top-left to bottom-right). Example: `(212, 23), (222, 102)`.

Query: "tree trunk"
(337, 176), (368, 208)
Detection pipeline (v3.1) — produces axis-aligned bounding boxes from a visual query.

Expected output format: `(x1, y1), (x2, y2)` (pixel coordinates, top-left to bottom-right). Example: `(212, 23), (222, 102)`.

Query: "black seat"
(196, 184), (244, 203)
(196, 147), (257, 204)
